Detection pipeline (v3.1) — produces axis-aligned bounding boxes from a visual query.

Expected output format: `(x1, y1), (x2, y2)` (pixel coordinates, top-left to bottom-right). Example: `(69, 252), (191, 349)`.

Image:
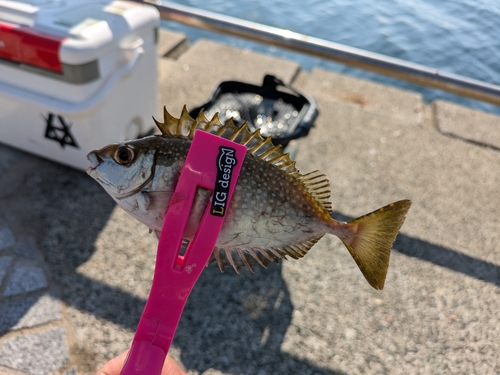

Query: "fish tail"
(337, 199), (411, 290)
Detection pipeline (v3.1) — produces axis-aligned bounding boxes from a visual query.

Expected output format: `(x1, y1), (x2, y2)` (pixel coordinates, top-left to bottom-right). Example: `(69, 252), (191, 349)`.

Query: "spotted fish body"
(87, 107), (411, 289)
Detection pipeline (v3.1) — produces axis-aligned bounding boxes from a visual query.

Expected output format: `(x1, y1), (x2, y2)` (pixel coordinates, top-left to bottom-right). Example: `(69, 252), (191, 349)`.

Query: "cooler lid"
(0, 20), (64, 73)
(0, 0), (159, 67)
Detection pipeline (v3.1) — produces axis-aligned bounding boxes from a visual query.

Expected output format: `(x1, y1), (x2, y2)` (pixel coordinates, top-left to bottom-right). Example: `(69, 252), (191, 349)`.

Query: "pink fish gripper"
(120, 130), (247, 374)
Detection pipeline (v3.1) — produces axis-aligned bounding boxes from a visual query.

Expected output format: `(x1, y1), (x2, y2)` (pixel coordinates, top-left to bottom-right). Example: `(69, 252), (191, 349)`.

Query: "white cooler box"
(0, 0), (159, 170)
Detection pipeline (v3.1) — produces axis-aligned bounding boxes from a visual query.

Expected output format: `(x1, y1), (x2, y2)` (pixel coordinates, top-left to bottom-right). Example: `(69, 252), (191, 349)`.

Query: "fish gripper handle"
(120, 130), (247, 375)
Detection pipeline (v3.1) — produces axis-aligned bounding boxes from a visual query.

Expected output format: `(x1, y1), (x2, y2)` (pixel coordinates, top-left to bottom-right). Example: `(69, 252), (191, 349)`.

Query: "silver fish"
(87, 107), (411, 289)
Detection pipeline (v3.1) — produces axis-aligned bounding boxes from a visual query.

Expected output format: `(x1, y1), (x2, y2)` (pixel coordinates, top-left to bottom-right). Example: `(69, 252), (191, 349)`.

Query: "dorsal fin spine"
(209, 112), (220, 127)
(241, 128), (262, 146)
(253, 138), (275, 157)
(309, 182), (330, 190)
(284, 245), (301, 259)
(228, 121), (247, 141)
(188, 118), (198, 138)
(153, 117), (163, 133)
(236, 249), (253, 271)
(216, 126), (227, 137)
(154, 108), (333, 214)
(241, 133), (259, 146)
(267, 153), (289, 165)
(259, 144), (282, 160)
(248, 138), (268, 155)
(247, 249), (266, 268)
(195, 109), (207, 122)
(280, 161), (297, 173)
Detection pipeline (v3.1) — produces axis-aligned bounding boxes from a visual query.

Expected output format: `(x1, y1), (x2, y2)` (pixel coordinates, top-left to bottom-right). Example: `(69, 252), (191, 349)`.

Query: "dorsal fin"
(153, 107), (332, 213)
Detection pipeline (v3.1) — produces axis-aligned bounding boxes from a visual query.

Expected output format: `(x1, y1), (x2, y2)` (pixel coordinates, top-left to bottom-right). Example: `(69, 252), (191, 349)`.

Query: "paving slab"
(293, 67), (424, 126)
(63, 368), (78, 375)
(3, 264), (48, 297)
(433, 99), (500, 149)
(0, 36), (499, 375)
(13, 242), (37, 260)
(0, 227), (16, 251)
(157, 28), (190, 58)
(0, 326), (69, 375)
(0, 292), (61, 334)
(159, 39), (301, 115)
(288, 70), (500, 374)
(0, 256), (12, 285)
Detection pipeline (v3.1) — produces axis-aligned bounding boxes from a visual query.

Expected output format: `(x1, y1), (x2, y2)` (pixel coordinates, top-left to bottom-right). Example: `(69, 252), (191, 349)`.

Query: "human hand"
(94, 350), (187, 375)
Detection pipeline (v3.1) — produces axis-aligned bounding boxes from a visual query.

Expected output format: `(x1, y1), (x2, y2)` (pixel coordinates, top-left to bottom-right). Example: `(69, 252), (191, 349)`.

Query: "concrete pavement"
(0, 29), (499, 374)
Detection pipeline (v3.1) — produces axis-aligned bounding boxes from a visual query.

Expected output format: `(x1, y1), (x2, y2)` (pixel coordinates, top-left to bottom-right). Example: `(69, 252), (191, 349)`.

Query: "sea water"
(162, 0), (500, 114)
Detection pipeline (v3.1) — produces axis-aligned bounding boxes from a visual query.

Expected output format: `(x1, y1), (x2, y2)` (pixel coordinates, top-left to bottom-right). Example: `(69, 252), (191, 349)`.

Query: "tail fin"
(340, 199), (411, 290)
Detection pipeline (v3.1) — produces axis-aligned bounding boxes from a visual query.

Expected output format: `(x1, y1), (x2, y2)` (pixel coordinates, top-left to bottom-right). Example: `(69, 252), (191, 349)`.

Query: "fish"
(87, 106), (411, 290)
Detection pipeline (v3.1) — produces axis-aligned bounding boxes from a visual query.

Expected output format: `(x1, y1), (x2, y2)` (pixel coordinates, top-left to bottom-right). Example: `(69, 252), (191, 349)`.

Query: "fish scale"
(87, 107), (411, 289)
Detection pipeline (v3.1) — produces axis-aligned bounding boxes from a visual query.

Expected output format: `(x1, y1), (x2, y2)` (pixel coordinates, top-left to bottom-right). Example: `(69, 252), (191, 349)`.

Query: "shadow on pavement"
(0, 151), (344, 374)
(333, 212), (500, 288)
(0, 153), (116, 332)
(394, 236), (500, 287)
(2, 150), (499, 374)
(333, 212), (500, 286)
(62, 264), (347, 375)
(176, 264), (346, 375)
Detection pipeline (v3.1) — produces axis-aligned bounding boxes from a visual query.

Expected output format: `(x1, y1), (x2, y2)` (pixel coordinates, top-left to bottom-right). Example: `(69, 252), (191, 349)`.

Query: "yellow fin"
(297, 171), (332, 213)
(340, 199), (412, 290)
(153, 107), (333, 214)
(281, 237), (322, 259)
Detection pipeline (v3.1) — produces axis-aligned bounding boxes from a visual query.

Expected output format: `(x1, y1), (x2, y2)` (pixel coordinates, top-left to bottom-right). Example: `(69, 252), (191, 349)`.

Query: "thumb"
(94, 350), (128, 375)
(162, 355), (187, 375)
(94, 350), (187, 375)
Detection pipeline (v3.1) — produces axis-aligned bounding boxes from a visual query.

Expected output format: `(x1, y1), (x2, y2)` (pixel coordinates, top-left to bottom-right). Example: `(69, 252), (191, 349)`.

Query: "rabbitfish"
(87, 107), (411, 289)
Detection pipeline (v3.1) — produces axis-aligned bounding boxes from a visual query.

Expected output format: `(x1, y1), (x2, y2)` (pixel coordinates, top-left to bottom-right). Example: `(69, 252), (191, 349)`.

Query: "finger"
(94, 350), (186, 375)
(94, 350), (129, 375)
(162, 355), (187, 375)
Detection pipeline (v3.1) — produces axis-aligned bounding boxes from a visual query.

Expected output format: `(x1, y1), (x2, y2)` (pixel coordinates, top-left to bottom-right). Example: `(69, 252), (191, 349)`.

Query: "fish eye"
(113, 146), (135, 165)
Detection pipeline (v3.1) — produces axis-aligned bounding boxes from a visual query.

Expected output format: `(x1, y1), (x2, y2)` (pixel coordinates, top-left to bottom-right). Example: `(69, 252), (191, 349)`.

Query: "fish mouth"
(86, 151), (103, 174)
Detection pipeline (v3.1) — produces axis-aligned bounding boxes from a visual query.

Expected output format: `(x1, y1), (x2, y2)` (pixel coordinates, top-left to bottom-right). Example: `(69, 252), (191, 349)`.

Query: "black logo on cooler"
(44, 113), (79, 149)
(211, 146), (238, 217)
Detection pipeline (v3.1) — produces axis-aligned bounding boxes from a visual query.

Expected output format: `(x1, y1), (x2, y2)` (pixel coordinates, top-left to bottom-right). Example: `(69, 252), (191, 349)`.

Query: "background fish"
(87, 107), (411, 289)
